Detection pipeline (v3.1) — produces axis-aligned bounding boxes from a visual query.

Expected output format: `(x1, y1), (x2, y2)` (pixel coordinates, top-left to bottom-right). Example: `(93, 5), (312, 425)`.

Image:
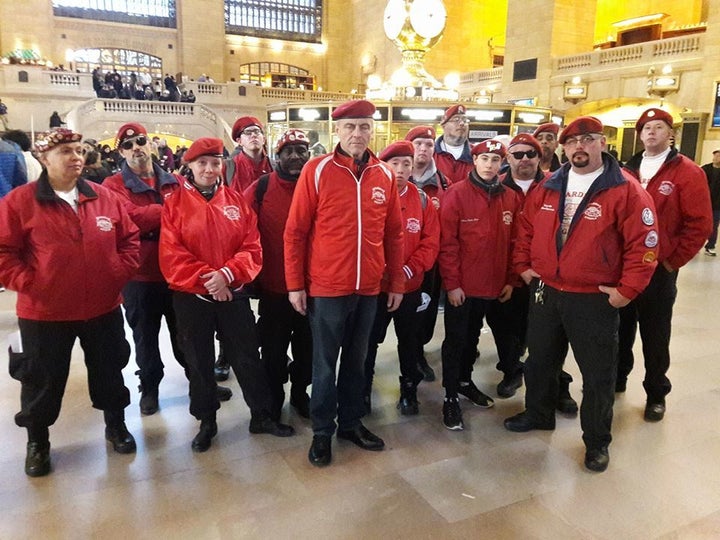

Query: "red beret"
(232, 116), (263, 140)
(441, 104), (466, 125)
(379, 140), (415, 162)
(559, 116), (604, 144)
(532, 122), (560, 137)
(635, 108), (674, 131)
(471, 139), (507, 158)
(34, 128), (83, 153)
(331, 99), (376, 120)
(115, 123), (147, 148)
(508, 133), (542, 155)
(405, 125), (436, 141)
(276, 129), (310, 154)
(182, 137), (224, 163)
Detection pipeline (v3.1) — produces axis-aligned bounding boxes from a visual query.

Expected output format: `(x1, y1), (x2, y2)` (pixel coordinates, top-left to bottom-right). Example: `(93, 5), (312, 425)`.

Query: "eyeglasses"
(120, 136), (148, 150)
(447, 116), (470, 125)
(563, 134), (600, 147)
(242, 127), (263, 137)
(510, 150), (538, 159)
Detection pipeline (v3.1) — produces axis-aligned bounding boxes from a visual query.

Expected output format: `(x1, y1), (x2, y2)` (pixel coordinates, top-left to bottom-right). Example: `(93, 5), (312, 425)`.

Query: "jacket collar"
(502, 167), (545, 193)
(544, 152), (625, 193)
(36, 170), (98, 203)
(121, 161), (178, 193)
(434, 135), (473, 163)
(623, 146), (679, 176)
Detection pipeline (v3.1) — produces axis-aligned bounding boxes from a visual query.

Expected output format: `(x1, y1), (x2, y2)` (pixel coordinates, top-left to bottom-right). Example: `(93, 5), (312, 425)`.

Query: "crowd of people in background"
(91, 68), (197, 103)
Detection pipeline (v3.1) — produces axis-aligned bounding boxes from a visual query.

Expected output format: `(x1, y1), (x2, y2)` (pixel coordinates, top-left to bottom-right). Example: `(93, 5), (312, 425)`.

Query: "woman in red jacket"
(0, 128), (141, 477)
(159, 137), (294, 452)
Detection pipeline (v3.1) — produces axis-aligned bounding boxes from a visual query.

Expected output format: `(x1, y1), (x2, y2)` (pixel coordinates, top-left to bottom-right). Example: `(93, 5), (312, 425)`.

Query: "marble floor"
(1, 254), (720, 539)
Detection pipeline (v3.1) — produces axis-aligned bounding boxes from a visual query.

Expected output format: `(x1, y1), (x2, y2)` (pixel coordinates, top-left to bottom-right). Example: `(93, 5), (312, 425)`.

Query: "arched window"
(52, 1), (176, 28)
(225, 0), (322, 43)
(73, 48), (163, 81)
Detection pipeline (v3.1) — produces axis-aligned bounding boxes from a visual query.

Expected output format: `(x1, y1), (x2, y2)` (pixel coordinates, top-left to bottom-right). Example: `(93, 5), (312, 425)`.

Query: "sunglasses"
(510, 150), (538, 159)
(120, 136), (148, 150)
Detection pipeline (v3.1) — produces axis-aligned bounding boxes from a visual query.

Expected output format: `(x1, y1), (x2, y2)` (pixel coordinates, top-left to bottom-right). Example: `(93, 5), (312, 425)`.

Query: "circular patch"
(644, 230), (658, 248)
(642, 251), (656, 263)
(642, 208), (655, 226)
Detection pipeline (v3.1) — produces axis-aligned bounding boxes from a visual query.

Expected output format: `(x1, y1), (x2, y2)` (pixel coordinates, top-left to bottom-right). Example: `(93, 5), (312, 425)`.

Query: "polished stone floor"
(1, 254), (720, 539)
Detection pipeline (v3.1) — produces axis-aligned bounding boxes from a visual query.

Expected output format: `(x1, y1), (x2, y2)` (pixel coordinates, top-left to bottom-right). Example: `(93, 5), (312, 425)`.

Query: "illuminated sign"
(269, 111), (287, 122)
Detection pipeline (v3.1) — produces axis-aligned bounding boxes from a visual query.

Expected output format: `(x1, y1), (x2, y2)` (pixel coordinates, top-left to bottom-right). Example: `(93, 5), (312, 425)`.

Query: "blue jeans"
(308, 295), (377, 436)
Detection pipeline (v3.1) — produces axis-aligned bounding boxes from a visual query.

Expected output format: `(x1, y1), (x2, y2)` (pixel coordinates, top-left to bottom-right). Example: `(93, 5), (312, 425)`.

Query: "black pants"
(123, 280), (188, 389)
(257, 291), (312, 418)
(441, 296), (522, 397)
(524, 283), (618, 450)
(364, 289), (424, 396)
(617, 265), (678, 403)
(172, 292), (271, 420)
(420, 264), (443, 345)
(10, 308), (131, 430)
(307, 295), (376, 436)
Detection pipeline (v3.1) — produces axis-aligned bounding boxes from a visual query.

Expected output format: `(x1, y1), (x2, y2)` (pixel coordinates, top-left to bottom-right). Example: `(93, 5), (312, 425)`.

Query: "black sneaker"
(139, 387), (159, 416)
(442, 398), (464, 430)
(584, 446), (610, 472)
(705, 247), (717, 257)
(397, 382), (419, 415)
(497, 371), (523, 398)
(458, 381), (494, 408)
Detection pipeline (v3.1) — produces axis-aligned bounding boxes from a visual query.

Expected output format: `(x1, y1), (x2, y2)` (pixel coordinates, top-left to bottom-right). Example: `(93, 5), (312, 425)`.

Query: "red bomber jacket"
(159, 179), (262, 295)
(514, 154), (659, 300)
(284, 145), (405, 297)
(0, 174), (140, 321)
(439, 174), (522, 298)
(623, 148), (712, 269)
(243, 170), (297, 294)
(103, 161), (181, 282)
(384, 184), (440, 293)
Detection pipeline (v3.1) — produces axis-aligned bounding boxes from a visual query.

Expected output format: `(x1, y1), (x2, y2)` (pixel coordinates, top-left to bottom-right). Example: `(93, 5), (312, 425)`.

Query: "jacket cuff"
(402, 265), (414, 281)
(219, 266), (234, 285)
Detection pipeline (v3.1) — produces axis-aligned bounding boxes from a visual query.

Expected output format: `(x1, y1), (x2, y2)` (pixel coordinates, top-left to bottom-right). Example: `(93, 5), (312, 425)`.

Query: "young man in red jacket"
(364, 140), (440, 415)
(285, 99), (405, 467)
(104, 123), (232, 415)
(505, 116), (659, 472)
(438, 139), (522, 431)
(243, 129), (313, 420)
(617, 108), (712, 421)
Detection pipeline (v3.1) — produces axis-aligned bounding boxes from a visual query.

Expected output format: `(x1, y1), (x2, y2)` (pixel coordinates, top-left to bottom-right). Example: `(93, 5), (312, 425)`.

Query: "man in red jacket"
(504, 116), (659, 472)
(406, 125), (449, 382)
(439, 139), (522, 430)
(500, 133), (578, 410)
(285, 99), (404, 467)
(434, 104), (473, 185)
(243, 129), (313, 420)
(364, 140), (440, 416)
(105, 123), (232, 415)
(617, 108), (712, 421)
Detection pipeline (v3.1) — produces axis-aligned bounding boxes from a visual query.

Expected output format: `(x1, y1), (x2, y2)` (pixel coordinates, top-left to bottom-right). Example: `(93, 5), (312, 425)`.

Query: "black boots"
(397, 378), (419, 416)
(25, 426), (51, 477)
(104, 410), (137, 454)
(192, 416), (218, 452)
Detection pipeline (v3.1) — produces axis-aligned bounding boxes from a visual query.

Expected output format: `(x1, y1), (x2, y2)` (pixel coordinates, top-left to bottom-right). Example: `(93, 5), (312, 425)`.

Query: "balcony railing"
(555, 34), (704, 73)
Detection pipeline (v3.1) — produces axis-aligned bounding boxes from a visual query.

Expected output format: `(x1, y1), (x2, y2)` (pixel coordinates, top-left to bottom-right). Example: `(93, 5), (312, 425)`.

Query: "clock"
(409, 0), (447, 39)
(384, 0), (408, 40)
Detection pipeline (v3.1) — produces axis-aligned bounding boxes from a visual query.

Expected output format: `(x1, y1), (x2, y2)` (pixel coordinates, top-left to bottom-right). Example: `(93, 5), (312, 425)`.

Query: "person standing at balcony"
(104, 123), (232, 416)
(0, 98), (9, 130)
(0, 128), (140, 477)
(159, 137), (295, 452)
(702, 149), (720, 256)
(284, 99), (404, 467)
(49, 111), (64, 129)
(406, 125), (450, 382)
(363, 140), (440, 416)
(434, 104), (473, 184)
(616, 108), (712, 421)
(504, 116), (659, 472)
(533, 123), (562, 173)
(439, 139), (521, 430)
